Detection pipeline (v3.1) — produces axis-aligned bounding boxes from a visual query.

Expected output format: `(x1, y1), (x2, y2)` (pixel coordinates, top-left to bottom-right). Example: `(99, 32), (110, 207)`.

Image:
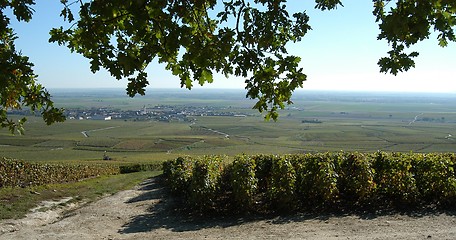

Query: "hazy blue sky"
(9, 1), (456, 93)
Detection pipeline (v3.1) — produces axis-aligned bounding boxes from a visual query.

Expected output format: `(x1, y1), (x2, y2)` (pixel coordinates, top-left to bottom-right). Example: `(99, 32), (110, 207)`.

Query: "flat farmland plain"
(1, 89), (455, 163)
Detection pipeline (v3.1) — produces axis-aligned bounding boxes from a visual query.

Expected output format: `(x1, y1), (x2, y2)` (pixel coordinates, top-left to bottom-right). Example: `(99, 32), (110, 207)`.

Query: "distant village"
(64, 105), (249, 122)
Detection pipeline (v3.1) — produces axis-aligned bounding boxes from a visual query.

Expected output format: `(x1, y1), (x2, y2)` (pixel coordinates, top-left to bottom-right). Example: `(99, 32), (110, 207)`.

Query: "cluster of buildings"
(65, 105), (248, 122)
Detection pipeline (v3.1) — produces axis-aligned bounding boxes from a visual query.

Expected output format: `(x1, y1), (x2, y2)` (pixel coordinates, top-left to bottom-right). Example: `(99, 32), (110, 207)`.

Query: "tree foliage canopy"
(1, 0), (455, 132)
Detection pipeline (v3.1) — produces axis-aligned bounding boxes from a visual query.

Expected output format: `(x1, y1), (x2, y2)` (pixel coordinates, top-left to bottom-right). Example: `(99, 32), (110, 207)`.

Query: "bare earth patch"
(1, 177), (456, 240)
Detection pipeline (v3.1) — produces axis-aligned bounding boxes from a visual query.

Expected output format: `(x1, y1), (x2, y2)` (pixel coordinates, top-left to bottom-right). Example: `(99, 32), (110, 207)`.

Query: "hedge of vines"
(162, 152), (456, 213)
(119, 162), (164, 173)
(0, 157), (120, 188)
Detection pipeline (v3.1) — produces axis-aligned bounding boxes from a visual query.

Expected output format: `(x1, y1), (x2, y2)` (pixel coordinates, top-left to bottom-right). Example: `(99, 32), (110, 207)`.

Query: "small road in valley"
(408, 113), (424, 125)
(81, 126), (120, 137)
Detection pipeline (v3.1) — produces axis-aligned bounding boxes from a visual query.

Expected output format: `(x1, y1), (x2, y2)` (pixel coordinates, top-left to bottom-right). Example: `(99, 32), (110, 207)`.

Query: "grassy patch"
(0, 171), (161, 220)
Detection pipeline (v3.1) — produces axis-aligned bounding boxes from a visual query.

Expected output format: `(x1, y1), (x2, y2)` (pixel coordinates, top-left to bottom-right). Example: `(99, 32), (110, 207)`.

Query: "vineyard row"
(163, 152), (456, 213)
(0, 157), (161, 188)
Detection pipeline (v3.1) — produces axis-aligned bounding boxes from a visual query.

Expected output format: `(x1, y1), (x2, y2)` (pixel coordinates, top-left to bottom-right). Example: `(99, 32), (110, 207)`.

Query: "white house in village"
(91, 115), (112, 120)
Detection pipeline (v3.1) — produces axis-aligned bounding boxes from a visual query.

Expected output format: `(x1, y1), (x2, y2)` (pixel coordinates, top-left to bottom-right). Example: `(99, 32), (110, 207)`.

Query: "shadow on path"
(119, 176), (256, 234)
(119, 176), (456, 234)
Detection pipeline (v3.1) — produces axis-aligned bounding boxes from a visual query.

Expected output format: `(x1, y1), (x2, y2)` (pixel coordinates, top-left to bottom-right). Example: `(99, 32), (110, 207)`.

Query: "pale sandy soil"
(1, 177), (456, 240)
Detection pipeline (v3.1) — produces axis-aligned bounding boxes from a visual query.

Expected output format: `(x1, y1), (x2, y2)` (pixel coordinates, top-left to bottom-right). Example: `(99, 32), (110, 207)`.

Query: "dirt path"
(2, 177), (456, 240)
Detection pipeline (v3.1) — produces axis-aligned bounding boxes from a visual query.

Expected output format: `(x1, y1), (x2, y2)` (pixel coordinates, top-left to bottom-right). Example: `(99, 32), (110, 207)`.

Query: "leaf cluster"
(1, 1), (65, 134)
(48, 0), (315, 120)
(374, 0), (456, 75)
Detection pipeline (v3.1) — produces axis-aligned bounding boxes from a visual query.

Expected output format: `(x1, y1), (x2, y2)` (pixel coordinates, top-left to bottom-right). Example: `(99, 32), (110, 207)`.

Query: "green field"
(1, 89), (456, 163)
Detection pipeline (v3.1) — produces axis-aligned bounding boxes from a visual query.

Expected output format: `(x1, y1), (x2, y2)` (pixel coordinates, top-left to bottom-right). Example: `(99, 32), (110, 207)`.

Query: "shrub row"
(162, 152), (456, 213)
(0, 157), (120, 188)
(119, 162), (163, 173)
